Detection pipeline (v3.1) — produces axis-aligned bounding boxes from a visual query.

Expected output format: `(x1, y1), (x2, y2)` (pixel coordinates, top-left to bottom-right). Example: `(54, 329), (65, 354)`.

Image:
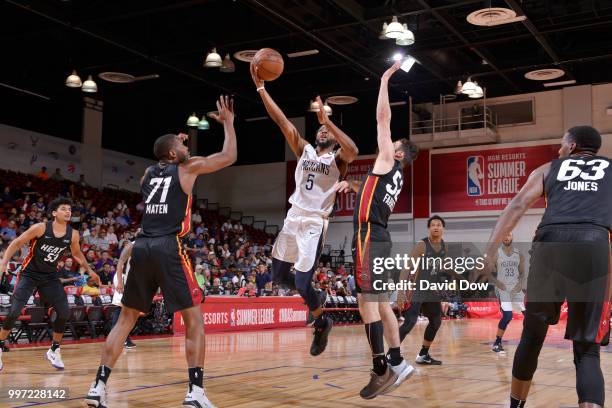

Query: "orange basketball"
(251, 48), (284, 81)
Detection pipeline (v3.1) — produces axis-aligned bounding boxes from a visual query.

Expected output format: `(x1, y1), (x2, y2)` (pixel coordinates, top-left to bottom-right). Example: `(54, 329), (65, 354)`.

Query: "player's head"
(502, 231), (513, 247)
(154, 133), (190, 163)
(427, 215), (445, 238)
(393, 138), (419, 168)
(315, 125), (335, 150)
(559, 126), (601, 157)
(49, 197), (72, 222)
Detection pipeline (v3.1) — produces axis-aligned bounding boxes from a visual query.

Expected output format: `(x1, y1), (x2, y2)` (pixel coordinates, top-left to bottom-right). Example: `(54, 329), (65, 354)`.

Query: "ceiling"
(1, 0), (612, 162)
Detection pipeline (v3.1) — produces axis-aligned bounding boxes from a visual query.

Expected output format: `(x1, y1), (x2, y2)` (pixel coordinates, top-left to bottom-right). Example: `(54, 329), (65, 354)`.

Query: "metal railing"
(410, 106), (497, 138)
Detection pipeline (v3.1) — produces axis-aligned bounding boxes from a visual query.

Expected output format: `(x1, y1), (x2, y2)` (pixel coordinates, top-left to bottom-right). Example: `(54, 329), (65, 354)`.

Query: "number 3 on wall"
(556, 159), (609, 181)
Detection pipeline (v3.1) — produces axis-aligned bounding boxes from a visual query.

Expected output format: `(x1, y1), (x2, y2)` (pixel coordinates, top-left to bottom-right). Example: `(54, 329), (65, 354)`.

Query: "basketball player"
(490, 231), (525, 353)
(251, 64), (358, 355)
(483, 126), (610, 408)
(111, 240), (135, 349)
(398, 215), (448, 365)
(340, 61), (418, 399)
(85, 95), (236, 408)
(0, 197), (100, 371)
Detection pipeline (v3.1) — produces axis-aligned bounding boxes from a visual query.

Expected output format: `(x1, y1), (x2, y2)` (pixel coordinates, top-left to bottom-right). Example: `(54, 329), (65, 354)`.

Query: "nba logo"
(467, 156), (485, 196)
(230, 308), (236, 326)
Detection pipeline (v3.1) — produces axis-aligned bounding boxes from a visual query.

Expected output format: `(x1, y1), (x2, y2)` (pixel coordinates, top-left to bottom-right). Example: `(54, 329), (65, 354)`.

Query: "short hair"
(49, 197), (72, 214)
(153, 134), (178, 160)
(396, 138), (419, 166)
(427, 215), (446, 228)
(567, 126), (601, 153)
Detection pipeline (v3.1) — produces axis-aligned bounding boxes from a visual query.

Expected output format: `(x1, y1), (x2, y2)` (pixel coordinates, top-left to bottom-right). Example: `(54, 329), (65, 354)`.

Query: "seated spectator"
(51, 168), (64, 181)
(78, 174), (89, 187)
(195, 264), (207, 289)
(97, 229), (111, 251)
(0, 186), (14, 205)
(255, 263), (271, 297)
(97, 263), (114, 286)
(95, 251), (113, 270)
(106, 225), (118, 246)
(33, 196), (46, 212)
(35, 166), (49, 181)
(192, 210), (202, 225)
(59, 259), (82, 287)
(1, 221), (17, 243)
(21, 181), (38, 201)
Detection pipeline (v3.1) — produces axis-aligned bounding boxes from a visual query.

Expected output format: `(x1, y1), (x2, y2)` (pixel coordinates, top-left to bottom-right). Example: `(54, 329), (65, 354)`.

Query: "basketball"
(251, 48), (284, 81)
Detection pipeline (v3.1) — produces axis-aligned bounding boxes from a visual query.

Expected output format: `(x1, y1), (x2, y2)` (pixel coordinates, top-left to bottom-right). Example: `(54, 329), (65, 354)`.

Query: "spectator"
(33, 196), (46, 212)
(255, 263), (271, 296)
(195, 264), (207, 289)
(59, 258), (82, 286)
(78, 174), (89, 187)
(97, 229), (111, 251)
(95, 251), (113, 270)
(51, 168), (63, 181)
(35, 166), (49, 181)
(106, 226), (118, 246)
(21, 181), (38, 201)
(192, 210), (202, 225)
(98, 263), (114, 286)
(347, 273), (356, 296)
(1, 221), (17, 243)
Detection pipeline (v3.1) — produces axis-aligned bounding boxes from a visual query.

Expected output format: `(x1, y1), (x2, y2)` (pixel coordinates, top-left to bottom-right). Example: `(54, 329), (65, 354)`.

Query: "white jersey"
(496, 246), (521, 289)
(288, 144), (341, 217)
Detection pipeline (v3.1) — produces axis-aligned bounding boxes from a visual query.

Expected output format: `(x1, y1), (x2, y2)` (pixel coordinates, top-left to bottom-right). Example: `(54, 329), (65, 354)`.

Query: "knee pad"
(424, 315), (441, 342)
(498, 311), (513, 330)
(272, 258), (296, 289)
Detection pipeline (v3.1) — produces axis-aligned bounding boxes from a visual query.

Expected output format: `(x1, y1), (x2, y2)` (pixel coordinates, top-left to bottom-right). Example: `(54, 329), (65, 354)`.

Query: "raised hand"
(250, 62), (264, 89)
(209, 95), (235, 124)
(314, 96), (328, 125)
(382, 61), (402, 82)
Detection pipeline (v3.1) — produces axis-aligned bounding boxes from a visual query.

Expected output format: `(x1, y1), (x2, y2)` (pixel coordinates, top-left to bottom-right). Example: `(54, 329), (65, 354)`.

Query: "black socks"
(96, 365), (112, 385)
(188, 367), (204, 388)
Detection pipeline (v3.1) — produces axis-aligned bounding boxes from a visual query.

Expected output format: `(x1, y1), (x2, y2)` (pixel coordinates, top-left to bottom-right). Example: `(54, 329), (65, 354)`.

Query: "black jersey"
(22, 222), (72, 279)
(354, 160), (404, 229)
(141, 163), (192, 238)
(418, 238), (447, 281)
(539, 155), (611, 230)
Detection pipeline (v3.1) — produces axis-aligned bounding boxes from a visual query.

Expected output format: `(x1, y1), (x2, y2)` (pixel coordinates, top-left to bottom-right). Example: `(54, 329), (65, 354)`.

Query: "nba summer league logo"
(467, 155), (485, 196)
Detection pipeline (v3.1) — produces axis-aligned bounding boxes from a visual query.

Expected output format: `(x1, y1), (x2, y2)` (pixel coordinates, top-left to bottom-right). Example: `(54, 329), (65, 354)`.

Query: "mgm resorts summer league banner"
(286, 157), (412, 217)
(430, 141), (559, 214)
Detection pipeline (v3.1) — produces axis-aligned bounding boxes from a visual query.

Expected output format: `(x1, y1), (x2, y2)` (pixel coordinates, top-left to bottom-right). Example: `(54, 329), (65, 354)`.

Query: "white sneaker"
(46, 348), (64, 369)
(85, 380), (107, 408)
(384, 360), (415, 394)
(182, 384), (216, 408)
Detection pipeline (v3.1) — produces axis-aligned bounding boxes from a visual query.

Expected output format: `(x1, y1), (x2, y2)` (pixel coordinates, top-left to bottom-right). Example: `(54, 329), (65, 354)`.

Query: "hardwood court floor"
(1, 319), (609, 408)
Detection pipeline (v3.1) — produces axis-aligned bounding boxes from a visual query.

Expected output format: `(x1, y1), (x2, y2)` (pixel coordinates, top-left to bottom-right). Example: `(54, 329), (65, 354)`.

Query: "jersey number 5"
(556, 159), (609, 181)
(305, 173), (315, 190)
(385, 170), (403, 201)
(146, 177), (172, 203)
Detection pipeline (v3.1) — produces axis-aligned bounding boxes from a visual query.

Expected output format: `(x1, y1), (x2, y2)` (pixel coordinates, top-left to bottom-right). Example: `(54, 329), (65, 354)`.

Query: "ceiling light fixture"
(469, 82), (484, 98)
(307, 100), (332, 115)
(204, 48), (222, 68)
(198, 117), (210, 130)
(392, 52), (404, 62)
(220, 54), (235, 73)
(81, 75), (98, 93)
(395, 24), (415, 46)
(187, 113), (200, 127)
(65, 70), (82, 88)
(461, 78), (476, 95)
(379, 22), (390, 40)
(385, 16), (404, 39)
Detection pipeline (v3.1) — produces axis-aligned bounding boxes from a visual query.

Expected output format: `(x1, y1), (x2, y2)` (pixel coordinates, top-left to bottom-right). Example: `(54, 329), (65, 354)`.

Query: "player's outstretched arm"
(0, 223), (44, 275)
(314, 96), (359, 167)
(251, 63), (307, 158)
(485, 163), (551, 258)
(334, 179), (363, 194)
(372, 62), (401, 175)
(182, 95), (238, 176)
(71, 229), (101, 286)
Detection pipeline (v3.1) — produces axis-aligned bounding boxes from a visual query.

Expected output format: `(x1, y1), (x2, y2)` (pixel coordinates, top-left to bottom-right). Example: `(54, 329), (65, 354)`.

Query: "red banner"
(431, 143), (559, 213)
(173, 297), (309, 335)
(465, 300), (567, 320)
(286, 157), (412, 216)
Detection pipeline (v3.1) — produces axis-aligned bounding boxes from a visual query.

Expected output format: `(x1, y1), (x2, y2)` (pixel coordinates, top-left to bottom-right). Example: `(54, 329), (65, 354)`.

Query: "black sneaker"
(306, 291), (328, 326)
(359, 367), (396, 400)
(492, 343), (505, 353)
(310, 317), (333, 356)
(124, 338), (136, 349)
(415, 353), (442, 365)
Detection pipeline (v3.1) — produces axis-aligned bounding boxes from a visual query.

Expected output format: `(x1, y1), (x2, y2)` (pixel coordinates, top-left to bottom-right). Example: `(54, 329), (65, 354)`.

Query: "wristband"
(256, 86), (265, 92)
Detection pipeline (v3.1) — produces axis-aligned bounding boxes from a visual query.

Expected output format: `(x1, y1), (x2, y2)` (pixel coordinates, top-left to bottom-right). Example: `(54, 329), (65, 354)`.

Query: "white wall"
(194, 161), (287, 227)
(0, 123), (154, 192)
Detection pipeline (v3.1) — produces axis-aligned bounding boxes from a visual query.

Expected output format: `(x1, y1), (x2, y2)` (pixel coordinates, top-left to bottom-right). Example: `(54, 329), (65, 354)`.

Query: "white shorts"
(112, 271), (128, 306)
(272, 206), (329, 272)
(496, 288), (525, 312)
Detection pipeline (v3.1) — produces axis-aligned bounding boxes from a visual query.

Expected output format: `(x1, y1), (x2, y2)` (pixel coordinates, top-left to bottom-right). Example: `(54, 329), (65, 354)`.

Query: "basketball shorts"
(122, 235), (203, 314)
(352, 222), (393, 294)
(496, 288), (526, 312)
(271, 206), (329, 272)
(525, 224), (611, 343)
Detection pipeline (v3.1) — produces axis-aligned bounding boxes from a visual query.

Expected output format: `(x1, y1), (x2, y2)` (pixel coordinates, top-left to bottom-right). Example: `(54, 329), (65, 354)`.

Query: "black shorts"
(11, 274), (67, 314)
(525, 224), (611, 343)
(352, 223), (393, 294)
(122, 235), (203, 314)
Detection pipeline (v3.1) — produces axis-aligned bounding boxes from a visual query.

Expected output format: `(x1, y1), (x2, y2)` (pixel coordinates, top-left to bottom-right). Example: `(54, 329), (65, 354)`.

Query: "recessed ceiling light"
(233, 50), (259, 62)
(467, 7), (526, 26)
(327, 96), (358, 105)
